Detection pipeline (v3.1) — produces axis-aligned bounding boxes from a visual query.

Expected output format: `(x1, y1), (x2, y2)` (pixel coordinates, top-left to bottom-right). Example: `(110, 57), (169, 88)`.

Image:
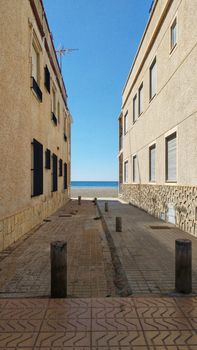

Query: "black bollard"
(175, 239), (192, 294)
(116, 217), (122, 232)
(51, 241), (67, 298)
(78, 196), (81, 205)
(105, 202), (108, 212)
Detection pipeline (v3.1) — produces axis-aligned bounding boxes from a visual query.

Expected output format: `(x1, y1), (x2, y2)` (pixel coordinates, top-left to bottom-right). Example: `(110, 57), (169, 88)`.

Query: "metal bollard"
(175, 239), (192, 294)
(94, 197), (97, 205)
(51, 241), (67, 298)
(78, 196), (81, 205)
(116, 217), (122, 232)
(105, 202), (108, 212)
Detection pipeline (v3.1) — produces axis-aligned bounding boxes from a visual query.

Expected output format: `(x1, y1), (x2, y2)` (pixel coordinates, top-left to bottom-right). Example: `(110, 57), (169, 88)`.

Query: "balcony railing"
(31, 77), (42, 102)
(64, 133), (67, 141)
(51, 112), (57, 125)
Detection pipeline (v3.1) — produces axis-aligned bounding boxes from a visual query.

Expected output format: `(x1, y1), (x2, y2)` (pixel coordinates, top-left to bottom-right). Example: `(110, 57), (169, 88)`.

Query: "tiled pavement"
(98, 200), (197, 295)
(0, 200), (115, 298)
(1, 296), (197, 348)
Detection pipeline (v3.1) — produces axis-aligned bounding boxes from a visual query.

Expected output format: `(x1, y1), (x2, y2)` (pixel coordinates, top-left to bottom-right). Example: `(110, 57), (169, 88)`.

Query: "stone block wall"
(119, 184), (197, 236)
(0, 192), (69, 252)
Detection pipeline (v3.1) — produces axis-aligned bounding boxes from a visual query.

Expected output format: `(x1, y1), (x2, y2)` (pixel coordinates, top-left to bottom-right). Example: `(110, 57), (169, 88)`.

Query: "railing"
(31, 77), (42, 102)
(51, 112), (57, 126)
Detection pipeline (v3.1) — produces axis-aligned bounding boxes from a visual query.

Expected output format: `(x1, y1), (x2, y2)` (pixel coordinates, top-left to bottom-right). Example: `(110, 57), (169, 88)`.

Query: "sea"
(71, 181), (118, 188)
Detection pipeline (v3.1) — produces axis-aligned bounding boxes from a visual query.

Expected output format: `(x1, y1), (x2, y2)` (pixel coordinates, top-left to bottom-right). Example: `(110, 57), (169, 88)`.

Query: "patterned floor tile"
(45, 307), (91, 319)
(144, 330), (197, 346)
(35, 332), (91, 347)
(40, 318), (91, 332)
(0, 307), (45, 320)
(92, 306), (138, 319)
(0, 332), (37, 347)
(92, 331), (146, 347)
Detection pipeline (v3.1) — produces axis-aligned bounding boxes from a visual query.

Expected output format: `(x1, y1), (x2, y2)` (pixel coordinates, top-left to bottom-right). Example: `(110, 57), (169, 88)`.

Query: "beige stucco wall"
(119, 0), (197, 234)
(0, 0), (71, 250)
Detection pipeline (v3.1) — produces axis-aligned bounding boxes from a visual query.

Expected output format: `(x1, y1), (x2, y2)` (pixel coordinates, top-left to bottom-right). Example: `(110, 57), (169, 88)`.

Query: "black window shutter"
(52, 153), (58, 192)
(33, 139), (43, 196)
(59, 159), (63, 176)
(44, 65), (50, 93)
(45, 149), (51, 169)
(64, 162), (67, 189)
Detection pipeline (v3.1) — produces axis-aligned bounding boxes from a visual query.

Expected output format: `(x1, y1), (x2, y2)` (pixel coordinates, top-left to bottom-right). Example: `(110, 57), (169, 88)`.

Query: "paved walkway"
(0, 200), (115, 298)
(98, 200), (197, 295)
(0, 296), (197, 348)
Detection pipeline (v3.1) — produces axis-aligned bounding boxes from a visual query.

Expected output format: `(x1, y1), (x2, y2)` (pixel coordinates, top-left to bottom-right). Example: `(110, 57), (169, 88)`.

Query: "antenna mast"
(56, 46), (78, 70)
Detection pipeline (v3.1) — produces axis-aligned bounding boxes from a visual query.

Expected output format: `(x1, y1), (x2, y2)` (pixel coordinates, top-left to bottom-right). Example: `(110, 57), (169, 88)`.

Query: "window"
(59, 159), (63, 176)
(44, 65), (50, 93)
(32, 45), (39, 83)
(124, 111), (128, 135)
(124, 161), (128, 183)
(45, 148), (51, 169)
(149, 144), (156, 182)
(51, 88), (57, 125)
(32, 139), (43, 196)
(31, 44), (42, 102)
(133, 94), (137, 123)
(64, 116), (67, 141)
(52, 153), (58, 191)
(150, 57), (157, 100)
(171, 18), (177, 51)
(133, 155), (139, 183)
(166, 132), (177, 182)
(57, 101), (60, 123)
(64, 162), (68, 189)
(138, 83), (143, 116)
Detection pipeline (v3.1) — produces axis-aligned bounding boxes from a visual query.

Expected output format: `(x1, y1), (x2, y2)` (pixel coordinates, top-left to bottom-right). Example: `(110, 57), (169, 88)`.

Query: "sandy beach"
(71, 187), (119, 199)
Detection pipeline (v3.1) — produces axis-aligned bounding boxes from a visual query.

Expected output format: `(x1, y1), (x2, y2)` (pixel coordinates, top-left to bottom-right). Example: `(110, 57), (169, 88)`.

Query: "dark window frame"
(170, 18), (177, 52)
(124, 111), (128, 135)
(133, 94), (137, 123)
(124, 160), (128, 183)
(165, 132), (177, 183)
(138, 83), (143, 116)
(149, 57), (157, 101)
(44, 65), (50, 93)
(149, 144), (156, 182)
(45, 148), (51, 169)
(31, 139), (43, 197)
(59, 159), (63, 177)
(64, 162), (68, 189)
(52, 153), (58, 192)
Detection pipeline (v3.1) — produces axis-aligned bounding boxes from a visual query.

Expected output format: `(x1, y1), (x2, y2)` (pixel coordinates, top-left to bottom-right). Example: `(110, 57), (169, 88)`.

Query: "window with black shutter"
(45, 149), (51, 169)
(52, 154), (58, 192)
(59, 159), (63, 176)
(44, 65), (50, 93)
(32, 139), (43, 196)
(64, 162), (67, 189)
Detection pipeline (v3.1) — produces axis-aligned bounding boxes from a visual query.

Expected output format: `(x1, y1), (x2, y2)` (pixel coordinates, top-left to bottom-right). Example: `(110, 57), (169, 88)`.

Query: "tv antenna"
(56, 46), (79, 70)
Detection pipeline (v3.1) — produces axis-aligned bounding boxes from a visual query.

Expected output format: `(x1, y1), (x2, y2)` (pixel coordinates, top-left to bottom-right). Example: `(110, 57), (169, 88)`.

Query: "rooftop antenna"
(56, 45), (79, 70)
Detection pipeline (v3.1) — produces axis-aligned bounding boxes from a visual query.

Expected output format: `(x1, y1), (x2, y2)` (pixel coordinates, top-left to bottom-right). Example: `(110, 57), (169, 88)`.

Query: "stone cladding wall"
(0, 193), (69, 252)
(119, 184), (197, 236)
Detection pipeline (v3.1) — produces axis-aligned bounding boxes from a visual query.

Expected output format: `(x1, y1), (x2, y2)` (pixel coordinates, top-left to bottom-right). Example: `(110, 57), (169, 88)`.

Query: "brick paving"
(98, 200), (197, 295)
(0, 296), (197, 348)
(0, 200), (115, 298)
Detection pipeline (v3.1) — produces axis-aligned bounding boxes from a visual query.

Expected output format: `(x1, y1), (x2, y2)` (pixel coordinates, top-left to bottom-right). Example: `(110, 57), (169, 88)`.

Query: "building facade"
(0, 0), (72, 251)
(119, 0), (197, 235)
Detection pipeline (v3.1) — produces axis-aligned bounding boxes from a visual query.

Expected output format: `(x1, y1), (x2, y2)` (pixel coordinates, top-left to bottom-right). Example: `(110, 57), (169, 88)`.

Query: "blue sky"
(43, 0), (152, 181)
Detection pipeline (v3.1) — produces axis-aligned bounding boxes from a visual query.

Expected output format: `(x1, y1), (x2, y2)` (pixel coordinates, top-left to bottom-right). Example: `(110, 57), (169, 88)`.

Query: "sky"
(43, 0), (152, 181)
